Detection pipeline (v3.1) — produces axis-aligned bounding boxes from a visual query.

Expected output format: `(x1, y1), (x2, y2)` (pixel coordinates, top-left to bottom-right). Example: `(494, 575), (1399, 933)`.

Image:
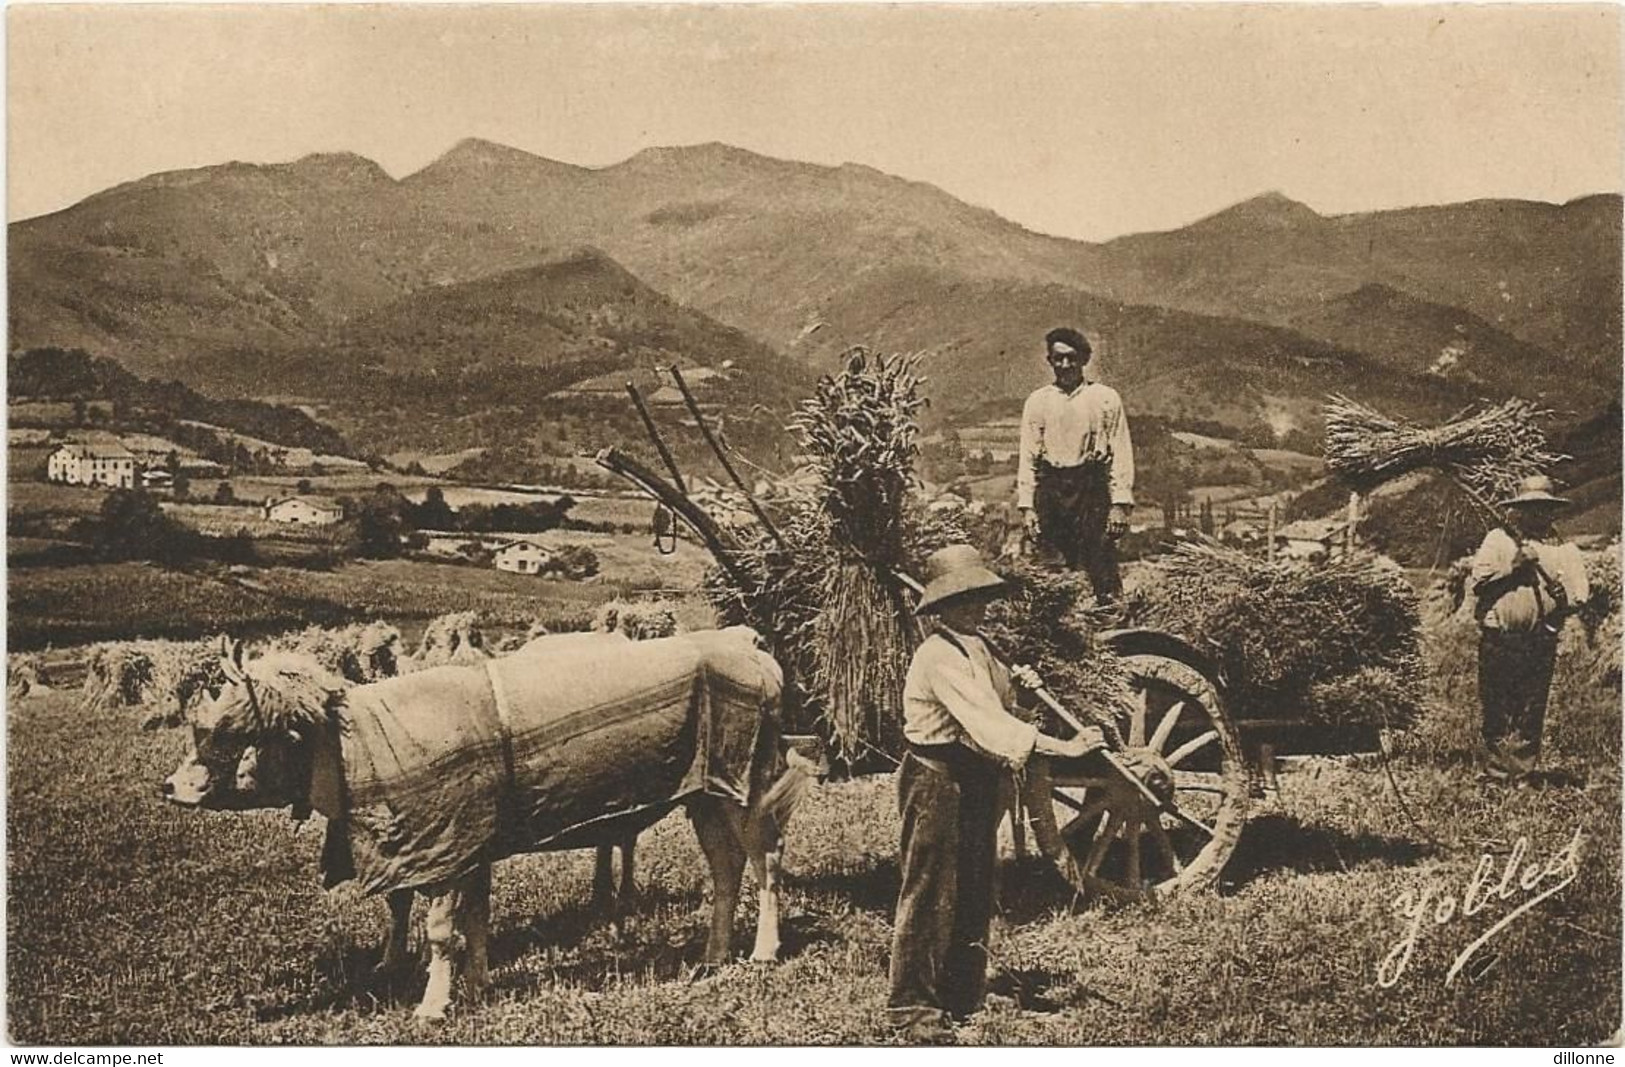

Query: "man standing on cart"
(888, 544), (1105, 1044)
(1016, 326), (1135, 603)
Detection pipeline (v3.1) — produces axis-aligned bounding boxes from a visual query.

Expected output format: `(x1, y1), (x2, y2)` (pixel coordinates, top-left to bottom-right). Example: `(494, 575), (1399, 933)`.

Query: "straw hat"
(1498, 474), (1570, 509)
(914, 544), (1007, 614)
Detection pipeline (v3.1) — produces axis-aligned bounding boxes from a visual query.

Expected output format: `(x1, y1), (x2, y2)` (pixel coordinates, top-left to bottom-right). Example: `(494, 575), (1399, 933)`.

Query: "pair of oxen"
(164, 627), (815, 1022)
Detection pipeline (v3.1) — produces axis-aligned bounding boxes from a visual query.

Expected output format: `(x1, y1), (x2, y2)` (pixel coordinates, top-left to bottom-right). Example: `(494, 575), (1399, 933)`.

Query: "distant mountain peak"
(1191, 191), (1324, 231)
(617, 142), (784, 171)
(442, 137), (538, 164)
(410, 138), (586, 181)
(285, 152), (394, 185)
(545, 244), (623, 272)
(1565, 191), (1625, 212)
(84, 151), (395, 204)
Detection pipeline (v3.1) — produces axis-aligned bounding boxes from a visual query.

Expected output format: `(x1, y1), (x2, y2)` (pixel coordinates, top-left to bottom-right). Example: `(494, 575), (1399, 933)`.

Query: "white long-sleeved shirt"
(1016, 381), (1135, 510)
(902, 629), (1037, 771)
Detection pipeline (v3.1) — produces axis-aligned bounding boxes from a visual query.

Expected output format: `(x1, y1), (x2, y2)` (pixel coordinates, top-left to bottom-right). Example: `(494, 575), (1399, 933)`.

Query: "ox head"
(711, 626), (784, 695)
(163, 637), (325, 810)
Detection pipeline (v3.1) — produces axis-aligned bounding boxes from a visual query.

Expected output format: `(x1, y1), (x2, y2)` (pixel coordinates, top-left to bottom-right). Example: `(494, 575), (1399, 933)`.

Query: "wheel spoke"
(1149, 700), (1186, 754)
(1128, 688), (1148, 747)
(1165, 805), (1216, 840)
(1052, 786), (1092, 812)
(1042, 650), (1244, 901)
(1172, 769), (1228, 793)
(1059, 797), (1109, 839)
(1083, 809), (1120, 876)
(1150, 818), (1185, 874)
(1166, 729), (1218, 768)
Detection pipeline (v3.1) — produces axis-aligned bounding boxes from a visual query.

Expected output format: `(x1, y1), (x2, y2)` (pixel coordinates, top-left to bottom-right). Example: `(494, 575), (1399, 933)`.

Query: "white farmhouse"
(1274, 518), (1348, 561)
(46, 442), (136, 489)
(262, 496), (344, 525)
(492, 540), (554, 575)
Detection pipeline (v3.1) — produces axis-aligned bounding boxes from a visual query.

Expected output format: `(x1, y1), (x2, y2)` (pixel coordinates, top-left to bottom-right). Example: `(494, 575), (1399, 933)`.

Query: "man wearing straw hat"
(1469, 474), (1589, 784)
(1017, 326), (1134, 602)
(888, 543), (1105, 1043)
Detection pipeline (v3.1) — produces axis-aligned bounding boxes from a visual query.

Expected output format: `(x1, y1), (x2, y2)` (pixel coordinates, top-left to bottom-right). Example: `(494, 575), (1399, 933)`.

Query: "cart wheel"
(1027, 648), (1248, 903)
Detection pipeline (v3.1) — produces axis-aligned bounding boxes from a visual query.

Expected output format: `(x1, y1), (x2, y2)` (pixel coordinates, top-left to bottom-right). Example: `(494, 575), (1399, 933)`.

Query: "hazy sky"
(8, 3), (1622, 240)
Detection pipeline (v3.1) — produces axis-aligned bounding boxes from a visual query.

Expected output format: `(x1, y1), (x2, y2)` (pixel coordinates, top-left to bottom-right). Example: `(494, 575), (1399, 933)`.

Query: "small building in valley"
(46, 441), (136, 489)
(1274, 518), (1347, 561)
(492, 540), (555, 575)
(263, 496), (344, 525)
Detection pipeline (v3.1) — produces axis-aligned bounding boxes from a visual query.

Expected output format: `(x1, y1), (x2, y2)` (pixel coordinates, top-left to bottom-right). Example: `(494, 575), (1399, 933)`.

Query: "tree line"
(336, 486), (587, 557)
(64, 484), (606, 579)
(8, 347), (354, 457)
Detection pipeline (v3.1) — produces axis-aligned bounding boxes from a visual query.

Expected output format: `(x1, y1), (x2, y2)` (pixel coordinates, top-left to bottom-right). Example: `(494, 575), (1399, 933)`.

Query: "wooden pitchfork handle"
(667, 365), (791, 555)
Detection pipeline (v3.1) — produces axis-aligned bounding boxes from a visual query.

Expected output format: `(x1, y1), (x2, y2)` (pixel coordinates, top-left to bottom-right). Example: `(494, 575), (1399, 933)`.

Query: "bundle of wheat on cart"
(598, 350), (1433, 906)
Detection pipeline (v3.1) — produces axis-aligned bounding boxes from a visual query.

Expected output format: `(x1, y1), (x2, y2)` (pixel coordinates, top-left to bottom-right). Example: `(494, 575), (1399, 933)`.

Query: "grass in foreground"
(7, 632), (1619, 1045)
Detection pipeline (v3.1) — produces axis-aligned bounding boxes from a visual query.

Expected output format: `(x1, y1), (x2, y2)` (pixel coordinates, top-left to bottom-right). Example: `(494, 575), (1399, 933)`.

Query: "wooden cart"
(597, 445), (1361, 905)
(1024, 627), (1247, 902)
(1024, 624), (1390, 902)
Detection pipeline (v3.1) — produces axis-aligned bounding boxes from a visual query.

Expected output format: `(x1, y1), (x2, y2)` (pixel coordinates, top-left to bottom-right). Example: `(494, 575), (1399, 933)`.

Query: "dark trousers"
(1478, 627), (1560, 776)
(888, 747), (1002, 1031)
(1034, 459), (1122, 602)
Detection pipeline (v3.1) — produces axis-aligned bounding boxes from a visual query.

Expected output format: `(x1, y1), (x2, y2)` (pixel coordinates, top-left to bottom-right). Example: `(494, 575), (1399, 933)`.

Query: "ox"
(165, 627), (810, 1021)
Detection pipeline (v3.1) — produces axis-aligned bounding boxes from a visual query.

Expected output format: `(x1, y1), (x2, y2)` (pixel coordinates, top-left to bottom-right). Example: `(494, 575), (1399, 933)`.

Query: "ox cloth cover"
(325, 630), (783, 895)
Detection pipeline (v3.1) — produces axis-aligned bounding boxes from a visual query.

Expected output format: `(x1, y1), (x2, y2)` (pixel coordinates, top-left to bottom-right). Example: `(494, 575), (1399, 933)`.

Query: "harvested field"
(5, 558), (665, 650)
(5, 602), (1618, 1043)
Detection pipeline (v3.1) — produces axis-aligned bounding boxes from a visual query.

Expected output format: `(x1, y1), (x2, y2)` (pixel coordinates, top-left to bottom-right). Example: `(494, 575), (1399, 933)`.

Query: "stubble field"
(6, 600), (1620, 1045)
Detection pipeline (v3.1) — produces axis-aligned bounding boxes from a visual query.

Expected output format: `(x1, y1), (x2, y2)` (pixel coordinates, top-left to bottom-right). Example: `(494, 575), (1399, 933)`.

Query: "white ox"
(165, 628), (810, 1021)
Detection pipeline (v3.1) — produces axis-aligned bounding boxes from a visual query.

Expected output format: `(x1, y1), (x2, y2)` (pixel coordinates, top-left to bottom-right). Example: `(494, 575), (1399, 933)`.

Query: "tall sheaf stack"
(704, 347), (1132, 770)
(705, 349), (946, 769)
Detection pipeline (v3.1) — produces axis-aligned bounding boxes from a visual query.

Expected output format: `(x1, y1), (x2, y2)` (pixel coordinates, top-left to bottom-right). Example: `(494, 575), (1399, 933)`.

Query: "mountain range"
(9, 139), (1620, 461)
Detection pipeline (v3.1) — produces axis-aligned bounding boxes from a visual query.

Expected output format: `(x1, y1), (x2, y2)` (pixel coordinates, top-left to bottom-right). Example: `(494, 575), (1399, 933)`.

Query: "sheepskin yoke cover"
(330, 629), (783, 894)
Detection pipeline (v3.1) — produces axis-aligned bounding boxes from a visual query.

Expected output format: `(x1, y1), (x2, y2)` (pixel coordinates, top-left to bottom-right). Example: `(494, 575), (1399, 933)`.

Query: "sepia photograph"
(4, 0), (1622, 1049)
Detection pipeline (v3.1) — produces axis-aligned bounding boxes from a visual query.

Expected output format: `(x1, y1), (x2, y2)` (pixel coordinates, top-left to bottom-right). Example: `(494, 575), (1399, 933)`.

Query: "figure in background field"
(1470, 475), (1589, 784)
(1016, 327), (1134, 603)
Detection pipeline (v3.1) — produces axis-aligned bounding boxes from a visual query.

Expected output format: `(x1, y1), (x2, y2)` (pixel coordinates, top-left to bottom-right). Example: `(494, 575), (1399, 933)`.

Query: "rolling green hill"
(8, 140), (1618, 479)
(1284, 282), (1603, 411)
(812, 265), (1492, 441)
(6, 347), (353, 456)
(8, 152), (546, 375)
(174, 248), (814, 458)
(399, 138), (1101, 352)
(1096, 192), (1623, 384)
